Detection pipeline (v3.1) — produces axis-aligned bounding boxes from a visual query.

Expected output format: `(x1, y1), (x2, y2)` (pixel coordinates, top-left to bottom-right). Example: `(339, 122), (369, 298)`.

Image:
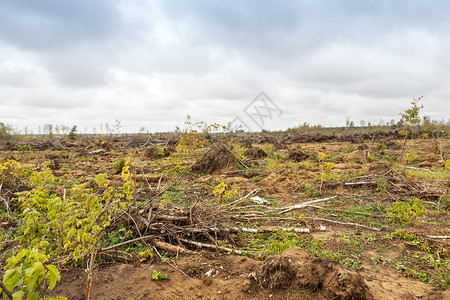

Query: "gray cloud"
(0, 1), (449, 132)
(0, 0), (122, 51)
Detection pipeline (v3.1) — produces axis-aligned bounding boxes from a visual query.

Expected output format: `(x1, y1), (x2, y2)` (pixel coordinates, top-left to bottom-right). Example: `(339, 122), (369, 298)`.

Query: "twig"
(101, 235), (155, 251)
(409, 291), (419, 300)
(395, 164), (434, 173)
(140, 167), (153, 192)
(152, 246), (199, 286)
(140, 159), (197, 209)
(179, 238), (242, 254)
(344, 174), (378, 185)
(226, 226), (312, 234)
(0, 281), (13, 300)
(151, 238), (199, 255)
(308, 206), (390, 218)
(218, 188), (259, 209)
(437, 190), (448, 212)
(277, 196), (336, 214)
(426, 235), (449, 239)
(156, 174), (163, 191)
(344, 181), (377, 186)
(304, 217), (381, 231)
(229, 204), (274, 211)
(85, 248), (97, 300)
(0, 183), (10, 214)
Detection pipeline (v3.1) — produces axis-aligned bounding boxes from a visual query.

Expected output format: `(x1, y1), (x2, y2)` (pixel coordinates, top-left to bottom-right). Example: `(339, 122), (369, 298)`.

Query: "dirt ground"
(1, 132), (449, 299)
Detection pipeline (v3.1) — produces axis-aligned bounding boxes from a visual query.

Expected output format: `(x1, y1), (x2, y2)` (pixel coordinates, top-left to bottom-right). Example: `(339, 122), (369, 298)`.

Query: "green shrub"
(387, 198), (426, 224)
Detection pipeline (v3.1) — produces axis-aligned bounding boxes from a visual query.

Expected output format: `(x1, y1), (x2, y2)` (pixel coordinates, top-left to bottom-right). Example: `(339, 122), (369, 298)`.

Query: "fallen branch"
(277, 196), (337, 214)
(308, 206), (390, 218)
(426, 235), (449, 239)
(395, 164), (433, 173)
(0, 280), (13, 300)
(179, 238), (242, 254)
(155, 215), (189, 222)
(218, 188), (259, 209)
(101, 235), (155, 251)
(227, 226), (313, 234)
(304, 217), (381, 231)
(344, 181), (377, 186)
(151, 238), (199, 255)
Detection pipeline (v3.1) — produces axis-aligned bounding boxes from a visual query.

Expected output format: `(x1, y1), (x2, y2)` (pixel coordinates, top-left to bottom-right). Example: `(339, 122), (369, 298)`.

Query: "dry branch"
(395, 164), (434, 173)
(277, 196), (337, 214)
(226, 226), (316, 234)
(308, 206), (390, 218)
(426, 235), (449, 239)
(101, 235), (156, 252)
(151, 238), (199, 255)
(304, 217), (381, 231)
(179, 238), (242, 254)
(218, 188), (259, 209)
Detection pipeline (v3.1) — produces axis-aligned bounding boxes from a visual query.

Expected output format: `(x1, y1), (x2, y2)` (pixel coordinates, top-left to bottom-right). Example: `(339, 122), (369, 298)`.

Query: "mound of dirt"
(163, 146), (176, 157)
(244, 148), (267, 159)
(273, 139), (288, 150)
(143, 146), (160, 159)
(192, 145), (241, 174)
(255, 248), (373, 300)
(288, 149), (309, 161)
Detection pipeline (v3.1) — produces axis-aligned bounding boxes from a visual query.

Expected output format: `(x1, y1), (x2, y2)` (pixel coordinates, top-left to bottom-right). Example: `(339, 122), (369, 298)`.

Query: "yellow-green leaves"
(2, 249), (65, 300)
(46, 265), (61, 291)
(387, 198), (426, 224)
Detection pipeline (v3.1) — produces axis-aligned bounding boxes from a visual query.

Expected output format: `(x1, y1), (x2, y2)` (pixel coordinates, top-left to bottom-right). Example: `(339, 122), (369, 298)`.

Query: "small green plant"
(114, 158), (127, 174)
(1, 249), (66, 300)
(298, 184), (321, 198)
(317, 152), (334, 191)
(371, 256), (390, 265)
(339, 233), (364, 251)
(16, 144), (32, 152)
(341, 254), (362, 269)
(392, 262), (407, 271)
(213, 181), (241, 203)
(387, 198), (426, 224)
(376, 177), (389, 193)
(403, 152), (416, 164)
(152, 270), (168, 281)
(365, 233), (377, 244)
(393, 229), (419, 242)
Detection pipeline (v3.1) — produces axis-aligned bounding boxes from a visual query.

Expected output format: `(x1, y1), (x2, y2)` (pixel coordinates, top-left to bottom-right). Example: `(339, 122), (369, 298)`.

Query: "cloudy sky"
(1, 0), (449, 133)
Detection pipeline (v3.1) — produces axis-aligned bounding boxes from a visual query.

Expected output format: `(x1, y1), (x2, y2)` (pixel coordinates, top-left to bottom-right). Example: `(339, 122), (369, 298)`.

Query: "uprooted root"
(192, 145), (247, 174)
(254, 248), (373, 300)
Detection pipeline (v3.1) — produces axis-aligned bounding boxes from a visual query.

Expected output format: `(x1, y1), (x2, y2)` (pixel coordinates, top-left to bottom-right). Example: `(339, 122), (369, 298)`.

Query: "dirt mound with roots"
(254, 248), (374, 300)
(244, 147), (267, 159)
(288, 148), (310, 161)
(143, 146), (160, 159)
(192, 145), (245, 174)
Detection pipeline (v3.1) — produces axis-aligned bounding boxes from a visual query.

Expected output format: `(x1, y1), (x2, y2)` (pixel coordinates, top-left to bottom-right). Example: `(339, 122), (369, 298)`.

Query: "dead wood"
(304, 217), (381, 231)
(277, 196), (337, 214)
(151, 238), (199, 255)
(179, 238), (242, 254)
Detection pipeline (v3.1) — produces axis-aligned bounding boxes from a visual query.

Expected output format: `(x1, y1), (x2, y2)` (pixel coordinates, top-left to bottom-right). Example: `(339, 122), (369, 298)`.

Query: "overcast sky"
(1, 0), (449, 133)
